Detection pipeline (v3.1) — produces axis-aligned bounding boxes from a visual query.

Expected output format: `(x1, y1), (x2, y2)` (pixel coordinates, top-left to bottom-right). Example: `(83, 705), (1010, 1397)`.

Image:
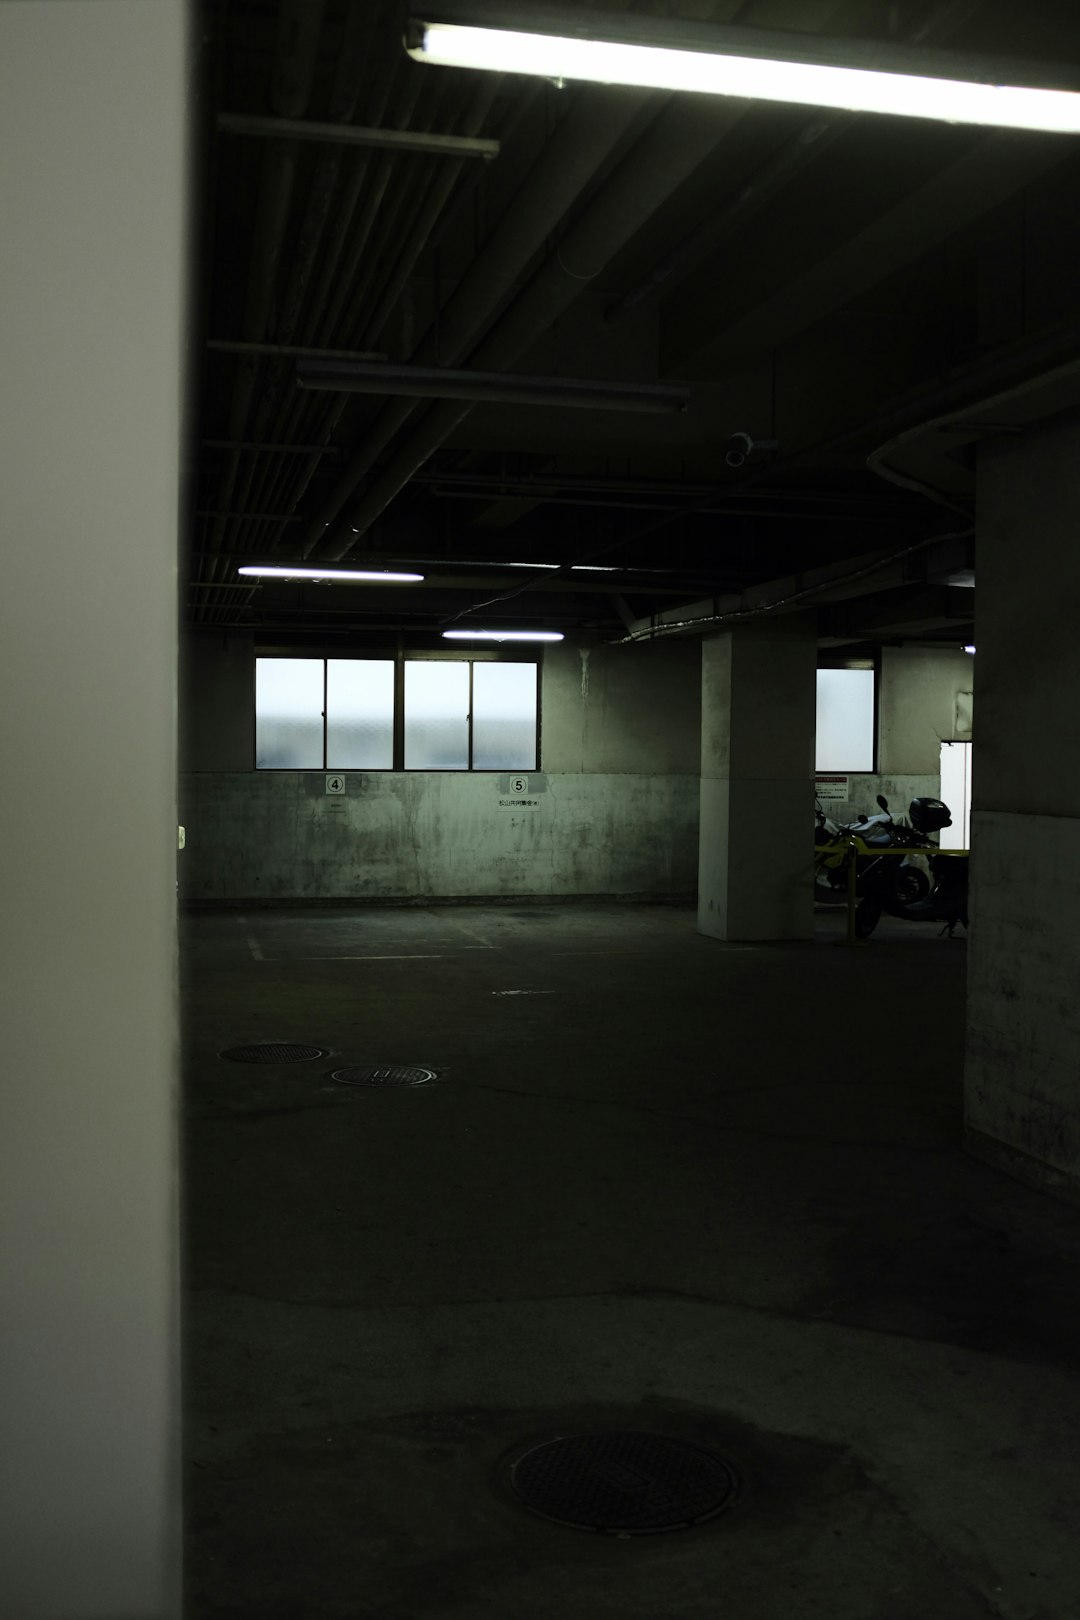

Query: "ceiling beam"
(668, 132), (1074, 376)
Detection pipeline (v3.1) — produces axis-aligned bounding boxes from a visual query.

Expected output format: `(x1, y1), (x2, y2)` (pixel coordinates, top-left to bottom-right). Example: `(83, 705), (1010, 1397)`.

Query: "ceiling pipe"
(296, 358), (689, 412)
(212, 8), (405, 596)
(297, 81), (662, 555)
(200, 0), (326, 620)
(248, 72), (502, 563)
(216, 111), (500, 160)
(605, 0), (989, 322)
(314, 90), (771, 555)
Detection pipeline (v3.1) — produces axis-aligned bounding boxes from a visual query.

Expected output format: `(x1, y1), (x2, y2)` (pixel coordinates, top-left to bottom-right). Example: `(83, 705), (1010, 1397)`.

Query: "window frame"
(253, 647), (543, 773)
(814, 654), (879, 775)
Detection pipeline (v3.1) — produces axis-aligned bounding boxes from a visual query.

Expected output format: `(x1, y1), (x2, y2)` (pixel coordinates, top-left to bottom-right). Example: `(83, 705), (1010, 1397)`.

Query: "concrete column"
(698, 614), (817, 940)
(965, 408), (1080, 1202)
(0, 3), (185, 1615)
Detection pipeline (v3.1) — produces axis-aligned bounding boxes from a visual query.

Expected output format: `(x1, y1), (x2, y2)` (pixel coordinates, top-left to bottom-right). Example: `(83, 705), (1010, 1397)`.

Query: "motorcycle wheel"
(893, 866), (930, 906)
(855, 898), (882, 938)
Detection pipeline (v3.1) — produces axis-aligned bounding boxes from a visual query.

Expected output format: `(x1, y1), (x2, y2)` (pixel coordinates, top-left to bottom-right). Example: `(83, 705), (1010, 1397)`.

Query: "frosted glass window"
(472, 662), (538, 769)
(404, 660), (469, 769)
(256, 658), (323, 768)
(816, 668), (875, 771)
(327, 659), (394, 768)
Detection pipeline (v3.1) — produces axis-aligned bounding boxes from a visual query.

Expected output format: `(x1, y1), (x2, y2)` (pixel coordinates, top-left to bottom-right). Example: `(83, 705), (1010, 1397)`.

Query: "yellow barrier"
(815, 838), (970, 946)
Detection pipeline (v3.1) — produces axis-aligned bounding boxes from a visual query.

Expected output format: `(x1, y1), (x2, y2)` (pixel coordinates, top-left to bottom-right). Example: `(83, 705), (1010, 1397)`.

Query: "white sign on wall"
(815, 775), (849, 803)
(325, 774), (345, 795)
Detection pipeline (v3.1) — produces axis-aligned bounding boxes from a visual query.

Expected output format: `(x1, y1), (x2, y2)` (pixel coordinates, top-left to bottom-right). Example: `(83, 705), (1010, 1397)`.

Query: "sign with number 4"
(326, 774), (345, 795)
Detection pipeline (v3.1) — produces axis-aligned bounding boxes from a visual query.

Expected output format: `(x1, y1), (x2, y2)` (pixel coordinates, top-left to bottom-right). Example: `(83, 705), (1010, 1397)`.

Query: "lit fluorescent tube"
(442, 628), (564, 642)
(408, 22), (1080, 135)
(237, 565), (424, 582)
(963, 644), (976, 654)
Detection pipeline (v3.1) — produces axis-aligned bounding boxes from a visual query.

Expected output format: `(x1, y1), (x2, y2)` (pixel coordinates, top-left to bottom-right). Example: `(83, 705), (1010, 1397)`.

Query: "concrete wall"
(819, 646), (973, 828)
(180, 636), (701, 900)
(0, 4), (184, 1615)
(878, 644), (973, 773)
(966, 409), (1080, 1201)
(182, 629), (255, 772)
(182, 770), (698, 900)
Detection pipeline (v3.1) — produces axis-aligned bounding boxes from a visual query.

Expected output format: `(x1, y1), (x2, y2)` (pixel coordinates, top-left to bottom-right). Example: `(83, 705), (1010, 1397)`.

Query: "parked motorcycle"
(814, 796), (931, 911)
(848, 795), (968, 938)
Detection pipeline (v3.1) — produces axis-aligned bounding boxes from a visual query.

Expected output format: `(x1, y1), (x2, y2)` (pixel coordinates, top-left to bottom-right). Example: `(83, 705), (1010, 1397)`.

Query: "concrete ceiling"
(189, 0), (1080, 648)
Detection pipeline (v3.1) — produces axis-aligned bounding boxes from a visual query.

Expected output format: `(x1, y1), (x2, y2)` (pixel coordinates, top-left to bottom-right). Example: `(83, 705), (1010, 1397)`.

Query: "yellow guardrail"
(816, 837), (969, 945)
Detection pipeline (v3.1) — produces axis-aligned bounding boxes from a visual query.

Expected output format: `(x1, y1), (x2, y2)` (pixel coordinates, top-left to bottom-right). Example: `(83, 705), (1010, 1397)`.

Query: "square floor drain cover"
(505, 1431), (737, 1534)
(220, 1043), (328, 1064)
(331, 1065), (437, 1087)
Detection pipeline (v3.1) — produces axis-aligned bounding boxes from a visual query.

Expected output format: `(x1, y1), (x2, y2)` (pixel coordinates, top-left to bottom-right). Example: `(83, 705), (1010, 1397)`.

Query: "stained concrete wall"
(878, 645), (974, 774)
(182, 770), (698, 900)
(179, 636), (701, 900)
(966, 408), (1080, 1201)
(0, 3), (184, 1615)
(541, 638), (701, 773)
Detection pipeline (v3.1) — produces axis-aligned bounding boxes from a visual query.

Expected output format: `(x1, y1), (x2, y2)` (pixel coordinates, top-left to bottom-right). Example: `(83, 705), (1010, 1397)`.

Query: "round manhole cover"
(220, 1043), (328, 1064)
(331, 1065), (437, 1087)
(506, 1431), (737, 1535)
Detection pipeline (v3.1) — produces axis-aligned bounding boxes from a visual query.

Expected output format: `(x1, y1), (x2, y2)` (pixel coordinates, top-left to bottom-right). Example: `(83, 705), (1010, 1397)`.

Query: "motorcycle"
(816, 793), (968, 939)
(814, 796), (931, 912)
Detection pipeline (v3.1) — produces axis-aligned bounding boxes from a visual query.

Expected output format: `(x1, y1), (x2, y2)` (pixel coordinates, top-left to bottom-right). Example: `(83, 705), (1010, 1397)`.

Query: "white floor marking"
(245, 937), (264, 961)
(287, 953), (446, 961)
(492, 989), (555, 996)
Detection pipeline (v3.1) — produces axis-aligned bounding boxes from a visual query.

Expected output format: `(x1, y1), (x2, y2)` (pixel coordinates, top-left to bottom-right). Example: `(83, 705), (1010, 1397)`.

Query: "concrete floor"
(183, 905), (1080, 1619)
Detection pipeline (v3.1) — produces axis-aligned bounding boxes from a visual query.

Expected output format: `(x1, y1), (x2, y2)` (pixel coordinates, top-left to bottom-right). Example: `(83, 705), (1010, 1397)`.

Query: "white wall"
(0, 5), (184, 1616)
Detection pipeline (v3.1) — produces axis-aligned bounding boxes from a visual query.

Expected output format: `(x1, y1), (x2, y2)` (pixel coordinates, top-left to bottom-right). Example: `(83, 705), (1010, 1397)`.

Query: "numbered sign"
(325, 774), (345, 795)
(509, 775), (528, 795)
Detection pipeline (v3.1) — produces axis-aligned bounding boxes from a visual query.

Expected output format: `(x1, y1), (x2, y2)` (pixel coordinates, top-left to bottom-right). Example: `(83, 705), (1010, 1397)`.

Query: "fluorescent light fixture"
(298, 358), (688, 414)
(571, 564), (620, 572)
(407, 20), (1080, 134)
(442, 628), (564, 642)
(237, 564), (424, 582)
(963, 644), (976, 654)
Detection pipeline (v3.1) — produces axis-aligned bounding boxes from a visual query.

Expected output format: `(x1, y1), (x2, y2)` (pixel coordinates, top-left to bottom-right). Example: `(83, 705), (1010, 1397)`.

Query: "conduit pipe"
(200, 0), (326, 619)
(299, 82), (659, 554)
(314, 90), (762, 556)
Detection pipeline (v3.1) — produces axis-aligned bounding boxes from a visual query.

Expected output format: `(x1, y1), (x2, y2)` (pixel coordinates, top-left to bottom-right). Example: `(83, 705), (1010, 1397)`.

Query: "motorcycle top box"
(909, 797), (952, 834)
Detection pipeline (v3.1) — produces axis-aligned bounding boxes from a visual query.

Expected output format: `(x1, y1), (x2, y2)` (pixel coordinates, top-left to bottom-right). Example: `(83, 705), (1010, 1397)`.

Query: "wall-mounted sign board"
(815, 775), (849, 803)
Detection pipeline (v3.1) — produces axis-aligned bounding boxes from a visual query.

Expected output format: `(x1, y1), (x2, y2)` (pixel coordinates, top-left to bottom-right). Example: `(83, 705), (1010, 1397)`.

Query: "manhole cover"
(220, 1043), (328, 1064)
(331, 1065), (437, 1087)
(506, 1431), (737, 1535)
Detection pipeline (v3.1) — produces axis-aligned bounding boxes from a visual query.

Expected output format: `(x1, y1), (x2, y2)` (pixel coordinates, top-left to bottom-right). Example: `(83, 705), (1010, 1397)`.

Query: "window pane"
(256, 658), (323, 768)
(327, 659), (394, 768)
(404, 660), (469, 769)
(472, 661), (538, 769)
(815, 668), (874, 771)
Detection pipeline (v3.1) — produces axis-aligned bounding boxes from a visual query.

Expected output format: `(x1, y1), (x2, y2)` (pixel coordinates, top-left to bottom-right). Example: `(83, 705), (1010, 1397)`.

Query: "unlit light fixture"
(298, 358), (688, 414)
(407, 16), (1080, 134)
(238, 565), (424, 582)
(442, 628), (564, 642)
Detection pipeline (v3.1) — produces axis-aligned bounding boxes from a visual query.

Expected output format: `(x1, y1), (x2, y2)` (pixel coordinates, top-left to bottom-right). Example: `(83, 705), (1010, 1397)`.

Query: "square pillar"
(698, 614), (817, 941)
(966, 408), (1080, 1201)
